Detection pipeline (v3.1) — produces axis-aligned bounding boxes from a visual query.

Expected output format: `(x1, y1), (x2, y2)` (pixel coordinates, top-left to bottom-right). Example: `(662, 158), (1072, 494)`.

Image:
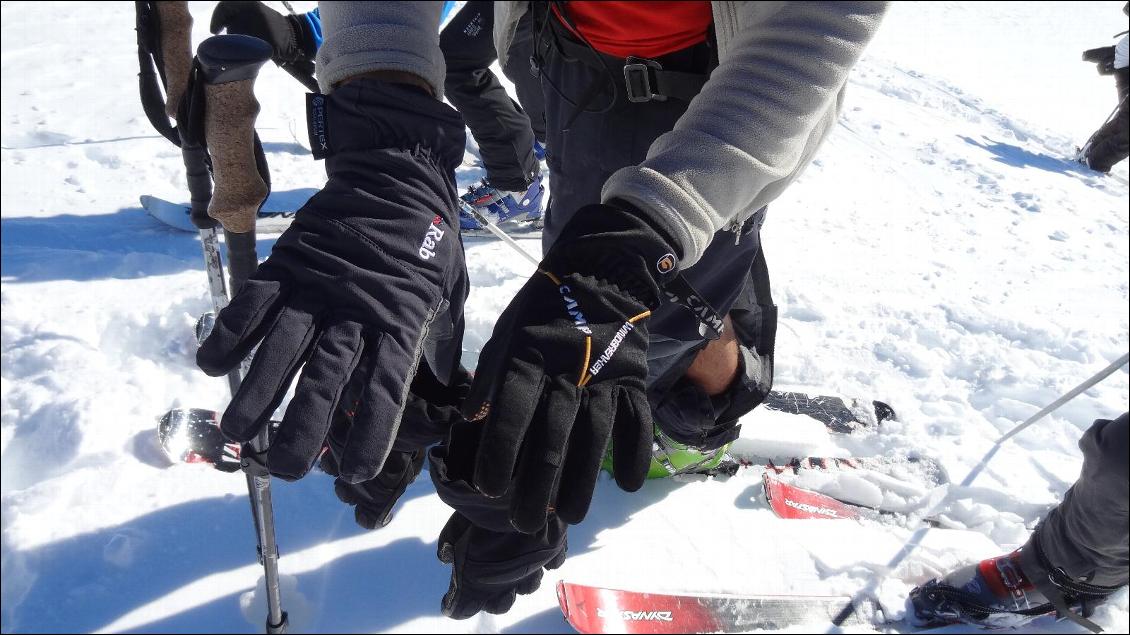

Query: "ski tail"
(557, 581), (875, 633)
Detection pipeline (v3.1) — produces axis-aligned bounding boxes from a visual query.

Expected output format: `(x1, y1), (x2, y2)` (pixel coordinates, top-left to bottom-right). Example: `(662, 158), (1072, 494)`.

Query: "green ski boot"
(603, 428), (733, 479)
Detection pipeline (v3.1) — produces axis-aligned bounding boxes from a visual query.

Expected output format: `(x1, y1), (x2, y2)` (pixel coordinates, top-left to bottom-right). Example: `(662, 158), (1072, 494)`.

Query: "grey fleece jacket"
(317, 1), (888, 266)
(315, 2), (447, 98)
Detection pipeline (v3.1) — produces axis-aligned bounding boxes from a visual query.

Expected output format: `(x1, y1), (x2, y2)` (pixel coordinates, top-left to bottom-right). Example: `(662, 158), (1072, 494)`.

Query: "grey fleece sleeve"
(602, 2), (888, 266)
(315, 1), (445, 97)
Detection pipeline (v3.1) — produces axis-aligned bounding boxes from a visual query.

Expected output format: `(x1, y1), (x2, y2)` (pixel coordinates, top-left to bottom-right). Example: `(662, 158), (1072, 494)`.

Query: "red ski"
(761, 472), (865, 520)
(557, 581), (874, 633)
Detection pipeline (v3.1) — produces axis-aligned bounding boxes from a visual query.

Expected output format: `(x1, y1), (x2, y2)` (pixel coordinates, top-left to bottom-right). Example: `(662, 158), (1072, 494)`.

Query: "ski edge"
(556, 581), (880, 634)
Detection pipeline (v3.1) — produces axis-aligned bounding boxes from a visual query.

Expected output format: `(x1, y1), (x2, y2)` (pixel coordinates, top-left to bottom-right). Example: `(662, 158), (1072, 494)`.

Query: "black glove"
(322, 444), (426, 529)
(322, 365), (471, 528)
(197, 79), (467, 482)
(1081, 46), (1116, 75)
(210, 1), (315, 74)
(460, 202), (682, 533)
(437, 512), (567, 619)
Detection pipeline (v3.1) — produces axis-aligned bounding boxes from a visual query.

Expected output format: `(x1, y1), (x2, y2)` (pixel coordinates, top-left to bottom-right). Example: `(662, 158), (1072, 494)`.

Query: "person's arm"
(602, 1), (888, 266)
(315, 2), (445, 96)
(197, 2), (467, 483)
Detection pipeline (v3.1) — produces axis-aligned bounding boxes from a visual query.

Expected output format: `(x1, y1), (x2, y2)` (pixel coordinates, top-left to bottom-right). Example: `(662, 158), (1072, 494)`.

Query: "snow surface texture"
(2, 1), (1128, 633)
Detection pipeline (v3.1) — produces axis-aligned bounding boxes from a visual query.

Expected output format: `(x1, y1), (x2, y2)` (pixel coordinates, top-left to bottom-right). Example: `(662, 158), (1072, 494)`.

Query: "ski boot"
(909, 549), (1118, 631)
(458, 175), (545, 234)
(1075, 141), (1095, 169)
(602, 427), (734, 479)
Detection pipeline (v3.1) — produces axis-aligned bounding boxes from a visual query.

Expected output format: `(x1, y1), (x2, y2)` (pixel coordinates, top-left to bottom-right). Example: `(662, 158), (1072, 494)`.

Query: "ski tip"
(557, 580), (572, 622)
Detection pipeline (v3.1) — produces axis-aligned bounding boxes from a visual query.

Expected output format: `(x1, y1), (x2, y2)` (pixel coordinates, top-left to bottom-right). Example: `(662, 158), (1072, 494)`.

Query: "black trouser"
(1019, 412), (1129, 588)
(441, 2), (545, 191)
(540, 37), (776, 450)
(1085, 67), (1129, 173)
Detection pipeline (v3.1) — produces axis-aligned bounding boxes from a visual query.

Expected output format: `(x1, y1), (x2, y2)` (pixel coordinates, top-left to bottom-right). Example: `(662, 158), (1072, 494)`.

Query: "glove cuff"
(287, 14), (318, 63)
(544, 201), (683, 308)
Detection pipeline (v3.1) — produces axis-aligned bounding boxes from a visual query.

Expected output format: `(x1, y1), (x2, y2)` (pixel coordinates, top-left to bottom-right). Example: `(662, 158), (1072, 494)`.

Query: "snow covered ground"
(2, 1), (1128, 633)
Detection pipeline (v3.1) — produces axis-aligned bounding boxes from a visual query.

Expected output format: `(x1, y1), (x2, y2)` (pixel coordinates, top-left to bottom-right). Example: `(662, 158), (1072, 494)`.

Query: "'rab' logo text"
(419, 216), (445, 260)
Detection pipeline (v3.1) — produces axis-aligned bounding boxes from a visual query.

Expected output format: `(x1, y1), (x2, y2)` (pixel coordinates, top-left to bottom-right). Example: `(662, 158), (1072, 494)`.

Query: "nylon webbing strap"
(548, 20), (708, 103)
(136, 1), (181, 146)
(1034, 539), (1119, 633)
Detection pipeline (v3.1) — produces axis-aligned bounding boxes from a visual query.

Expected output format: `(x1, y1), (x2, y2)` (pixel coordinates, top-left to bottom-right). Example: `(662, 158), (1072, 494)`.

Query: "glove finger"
(554, 384), (616, 524)
(197, 275), (286, 376)
(611, 387), (654, 493)
(208, 1), (235, 34)
(219, 302), (317, 443)
(462, 349), (499, 423)
(510, 381), (580, 533)
(461, 310), (519, 422)
(438, 512), (472, 564)
(338, 332), (413, 483)
(441, 574), (489, 620)
(482, 587), (520, 616)
(513, 568), (546, 597)
(268, 319), (364, 480)
(473, 359), (546, 498)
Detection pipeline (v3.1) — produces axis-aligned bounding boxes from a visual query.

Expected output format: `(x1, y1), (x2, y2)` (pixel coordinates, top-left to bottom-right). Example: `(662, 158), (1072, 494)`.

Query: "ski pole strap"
(135, 1), (182, 146)
(280, 62), (320, 93)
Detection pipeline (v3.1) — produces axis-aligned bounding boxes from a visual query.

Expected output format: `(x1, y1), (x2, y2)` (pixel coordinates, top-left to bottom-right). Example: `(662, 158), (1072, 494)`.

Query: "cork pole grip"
(154, 1), (193, 119)
(204, 80), (268, 234)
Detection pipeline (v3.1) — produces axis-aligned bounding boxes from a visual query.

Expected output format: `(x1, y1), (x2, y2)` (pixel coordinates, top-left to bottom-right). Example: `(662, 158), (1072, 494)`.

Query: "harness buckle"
(623, 56), (666, 103)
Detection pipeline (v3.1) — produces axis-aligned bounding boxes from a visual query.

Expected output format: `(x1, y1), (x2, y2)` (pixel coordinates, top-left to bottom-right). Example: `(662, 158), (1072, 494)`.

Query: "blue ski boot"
(909, 548), (1120, 631)
(458, 175), (544, 233)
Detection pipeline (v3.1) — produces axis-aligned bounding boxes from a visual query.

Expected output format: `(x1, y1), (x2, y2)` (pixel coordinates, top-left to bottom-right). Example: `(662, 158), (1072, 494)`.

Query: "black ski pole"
(200, 224), (287, 634)
(137, 7), (286, 631)
(196, 34), (287, 634)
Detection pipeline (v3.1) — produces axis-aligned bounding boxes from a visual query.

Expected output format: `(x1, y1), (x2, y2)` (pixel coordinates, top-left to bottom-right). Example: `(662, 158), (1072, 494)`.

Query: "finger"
(461, 328), (513, 423)
(208, 1), (234, 34)
(268, 319), (364, 480)
(482, 587), (520, 616)
(554, 384), (616, 524)
(473, 359), (546, 498)
(510, 382), (580, 533)
(197, 275), (286, 376)
(437, 512), (472, 563)
(338, 332), (411, 483)
(219, 303), (317, 443)
(461, 301), (523, 422)
(611, 387), (654, 493)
